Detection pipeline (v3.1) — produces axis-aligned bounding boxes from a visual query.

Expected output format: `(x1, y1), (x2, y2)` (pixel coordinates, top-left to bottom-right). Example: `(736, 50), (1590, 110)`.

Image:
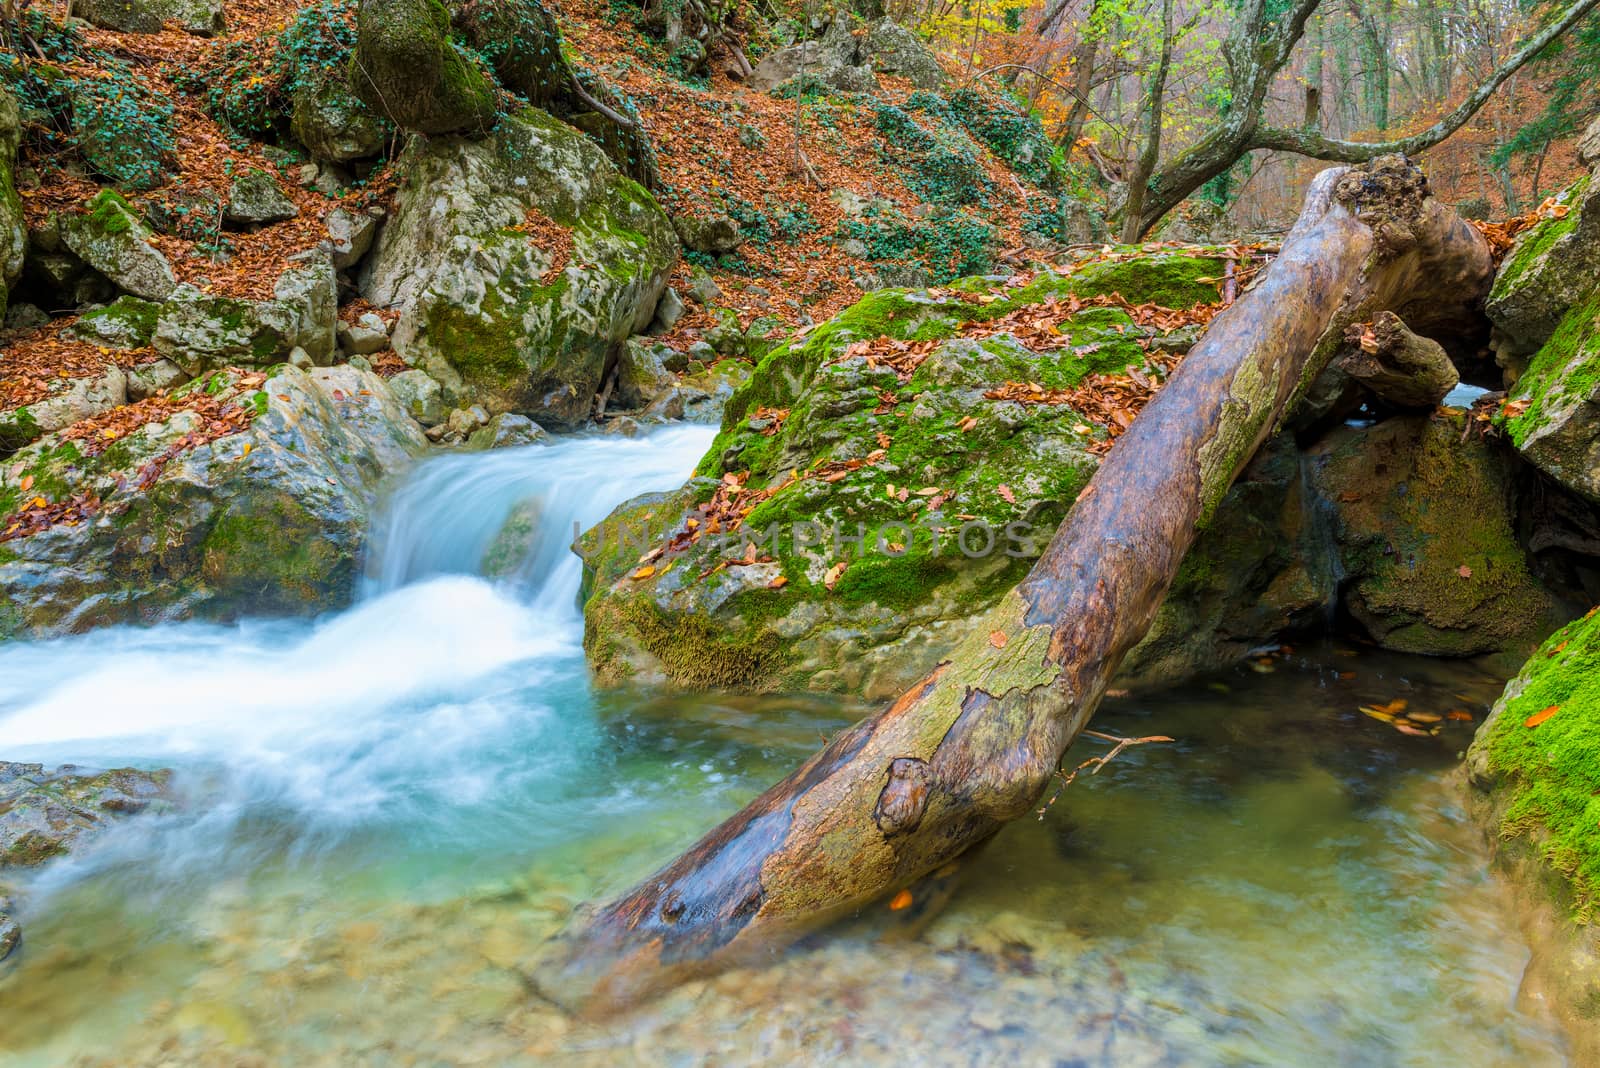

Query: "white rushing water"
(0, 426), (716, 843)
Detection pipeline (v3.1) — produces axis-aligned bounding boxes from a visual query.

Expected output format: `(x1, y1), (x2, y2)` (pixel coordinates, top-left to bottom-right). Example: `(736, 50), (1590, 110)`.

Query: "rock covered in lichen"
(579, 255), (1231, 697)
(363, 108), (678, 427)
(0, 365), (426, 638)
(1310, 411), (1559, 657)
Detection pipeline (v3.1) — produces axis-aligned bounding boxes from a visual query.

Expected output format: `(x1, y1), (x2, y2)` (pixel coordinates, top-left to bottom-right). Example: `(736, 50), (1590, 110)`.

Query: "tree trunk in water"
(554, 157), (1492, 1008)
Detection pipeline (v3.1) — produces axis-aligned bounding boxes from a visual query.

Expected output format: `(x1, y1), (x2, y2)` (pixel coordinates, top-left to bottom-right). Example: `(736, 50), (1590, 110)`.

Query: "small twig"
(1036, 730), (1175, 818)
(1223, 256), (1238, 305)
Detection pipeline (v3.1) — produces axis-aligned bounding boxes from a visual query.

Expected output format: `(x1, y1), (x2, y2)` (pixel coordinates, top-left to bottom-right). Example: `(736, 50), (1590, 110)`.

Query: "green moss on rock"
(580, 252), (1225, 698)
(1479, 608), (1600, 920)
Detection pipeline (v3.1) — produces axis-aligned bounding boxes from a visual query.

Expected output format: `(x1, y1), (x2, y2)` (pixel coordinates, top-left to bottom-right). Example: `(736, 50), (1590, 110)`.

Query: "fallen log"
(1340, 309), (1461, 408)
(555, 157), (1492, 1007)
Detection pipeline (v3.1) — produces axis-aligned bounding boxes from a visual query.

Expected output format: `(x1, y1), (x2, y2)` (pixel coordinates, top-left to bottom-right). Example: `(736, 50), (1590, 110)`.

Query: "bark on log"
(554, 157), (1492, 1008)
(1339, 310), (1460, 409)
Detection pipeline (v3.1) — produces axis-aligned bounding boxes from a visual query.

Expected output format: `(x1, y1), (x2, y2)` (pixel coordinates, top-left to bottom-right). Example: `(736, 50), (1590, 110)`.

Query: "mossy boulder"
(1310, 411), (1560, 657)
(364, 108), (678, 427)
(1501, 289), (1600, 503)
(1488, 174), (1600, 364)
(0, 365), (426, 637)
(57, 192), (178, 302)
(68, 295), (163, 349)
(579, 255), (1232, 698)
(349, 0), (498, 137)
(290, 65), (387, 164)
(1464, 608), (1600, 1056)
(153, 258), (338, 373)
(76, 0), (224, 35)
(0, 85), (23, 322)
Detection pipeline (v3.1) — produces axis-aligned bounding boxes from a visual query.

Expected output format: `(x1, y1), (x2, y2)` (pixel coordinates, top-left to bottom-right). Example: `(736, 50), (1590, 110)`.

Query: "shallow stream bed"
(0, 427), (1569, 1066)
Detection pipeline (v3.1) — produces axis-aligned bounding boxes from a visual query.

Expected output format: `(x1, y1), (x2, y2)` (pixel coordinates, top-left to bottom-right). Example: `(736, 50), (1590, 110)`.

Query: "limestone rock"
(67, 296), (162, 349)
(863, 19), (946, 89)
(0, 366), (427, 637)
(58, 193), (178, 302)
(153, 258), (337, 373)
(0, 762), (173, 868)
(327, 206), (379, 270)
(364, 108), (678, 427)
(649, 286), (685, 333)
(224, 168), (299, 226)
(76, 0), (224, 34)
(467, 412), (548, 450)
(388, 368), (448, 426)
(750, 18), (944, 96)
(614, 338), (677, 409)
(0, 365), (130, 450)
(126, 357), (190, 401)
(337, 312), (390, 355)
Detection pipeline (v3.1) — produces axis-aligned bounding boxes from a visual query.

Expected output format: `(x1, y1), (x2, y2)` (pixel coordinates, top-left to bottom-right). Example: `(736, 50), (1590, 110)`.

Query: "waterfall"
(365, 425), (715, 614)
(0, 425), (715, 838)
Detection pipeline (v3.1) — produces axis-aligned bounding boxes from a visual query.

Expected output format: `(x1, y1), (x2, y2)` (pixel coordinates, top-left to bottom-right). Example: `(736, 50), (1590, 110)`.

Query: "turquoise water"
(0, 428), (1568, 1065)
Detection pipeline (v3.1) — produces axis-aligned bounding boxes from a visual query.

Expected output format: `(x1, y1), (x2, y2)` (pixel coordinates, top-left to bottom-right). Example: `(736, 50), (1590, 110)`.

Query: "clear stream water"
(0, 426), (1571, 1066)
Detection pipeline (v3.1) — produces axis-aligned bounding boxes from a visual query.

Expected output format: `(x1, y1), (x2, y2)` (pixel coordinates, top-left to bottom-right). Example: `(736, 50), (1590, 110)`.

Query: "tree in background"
(909, 0), (1600, 234)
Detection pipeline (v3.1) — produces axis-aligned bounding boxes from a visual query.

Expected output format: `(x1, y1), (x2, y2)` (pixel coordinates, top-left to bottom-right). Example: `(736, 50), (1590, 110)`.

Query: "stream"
(0, 425), (1572, 1066)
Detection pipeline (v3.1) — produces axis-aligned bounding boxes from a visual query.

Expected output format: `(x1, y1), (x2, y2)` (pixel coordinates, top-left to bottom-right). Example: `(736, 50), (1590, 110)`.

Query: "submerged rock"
(0, 365), (426, 638)
(579, 255), (1231, 697)
(0, 761), (174, 964)
(363, 108), (678, 427)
